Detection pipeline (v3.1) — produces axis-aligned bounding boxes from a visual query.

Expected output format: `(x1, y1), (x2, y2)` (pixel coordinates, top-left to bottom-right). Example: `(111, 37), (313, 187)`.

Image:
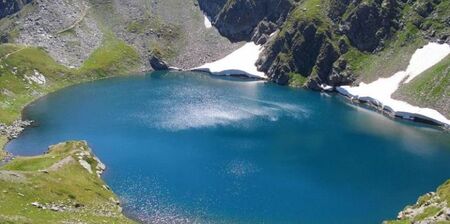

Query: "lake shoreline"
(2, 71), (450, 223)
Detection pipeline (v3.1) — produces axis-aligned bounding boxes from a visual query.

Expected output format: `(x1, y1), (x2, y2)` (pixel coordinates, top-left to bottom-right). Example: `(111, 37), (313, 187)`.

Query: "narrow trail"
(0, 46), (27, 62)
(56, 6), (90, 35)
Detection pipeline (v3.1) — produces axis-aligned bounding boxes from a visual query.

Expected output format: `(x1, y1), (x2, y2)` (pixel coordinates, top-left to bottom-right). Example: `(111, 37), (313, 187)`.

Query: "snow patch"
(337, 42), (450, 127)
(193, 42), (267, 79)
(204, 15), (212, 29)
(404, 43), (450, 83)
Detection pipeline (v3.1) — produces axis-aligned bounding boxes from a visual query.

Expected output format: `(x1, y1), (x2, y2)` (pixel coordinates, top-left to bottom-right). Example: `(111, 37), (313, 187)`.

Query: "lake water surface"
(7, 72), (450, 223)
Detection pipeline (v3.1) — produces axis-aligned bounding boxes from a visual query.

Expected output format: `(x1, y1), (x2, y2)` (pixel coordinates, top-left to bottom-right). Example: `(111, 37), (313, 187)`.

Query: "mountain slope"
(201, 0), (449, 90)
(0, 0), (241, 71)
(1, 0), (450, 223)
(393, 55), (450, 118)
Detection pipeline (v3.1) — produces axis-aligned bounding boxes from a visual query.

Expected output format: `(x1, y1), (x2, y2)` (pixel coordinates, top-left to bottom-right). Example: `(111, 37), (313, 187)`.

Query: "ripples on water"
(130, 90), (310, 131)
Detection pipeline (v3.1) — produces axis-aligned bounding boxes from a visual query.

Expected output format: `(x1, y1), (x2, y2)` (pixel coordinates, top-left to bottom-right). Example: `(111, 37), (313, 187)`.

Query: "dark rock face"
(257, 22), (326, 85)
(198, 0), (294, 42)
(256, 18), (354, 88)
(0, 0), (32, 19)
(327, 0), (352, 21)
(344, 0), (399, 52)
(197, 0), (228, 19)
(149, 55), (169, 71)
(198, 0), (400, 89)
(254, 0), (400, 88)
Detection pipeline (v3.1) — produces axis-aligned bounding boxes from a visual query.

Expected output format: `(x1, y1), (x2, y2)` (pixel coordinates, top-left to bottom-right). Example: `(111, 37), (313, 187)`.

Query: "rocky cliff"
(3, 0), (448, 88)
(202, 0), (449, 91)
(0, 0), (31, 19)
(199, 0), (294, 42)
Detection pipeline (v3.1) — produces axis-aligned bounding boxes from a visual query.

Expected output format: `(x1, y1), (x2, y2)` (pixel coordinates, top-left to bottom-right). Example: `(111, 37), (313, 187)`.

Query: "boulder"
(149, 56), (169, 71)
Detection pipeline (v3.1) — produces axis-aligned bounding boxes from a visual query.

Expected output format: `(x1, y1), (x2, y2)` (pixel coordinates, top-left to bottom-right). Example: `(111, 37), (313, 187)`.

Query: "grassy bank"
(0, 34), (140, 159)
(0, 35), (140, 126)
(0, 141), (135, 223)
(394, 55), (450, 118)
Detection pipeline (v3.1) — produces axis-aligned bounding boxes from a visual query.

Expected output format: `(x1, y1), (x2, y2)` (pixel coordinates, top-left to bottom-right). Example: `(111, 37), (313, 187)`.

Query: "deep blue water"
(6, 72), (450, 223)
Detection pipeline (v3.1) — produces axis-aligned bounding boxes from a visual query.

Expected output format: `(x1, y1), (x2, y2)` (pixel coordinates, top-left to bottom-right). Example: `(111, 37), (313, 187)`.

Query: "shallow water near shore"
(7, 71), (450, 223)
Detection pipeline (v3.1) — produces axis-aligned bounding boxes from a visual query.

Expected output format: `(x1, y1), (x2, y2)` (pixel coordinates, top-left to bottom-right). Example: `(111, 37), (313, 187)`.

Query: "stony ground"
(111, 0), (243, 69)
(1, 0), (242, 71)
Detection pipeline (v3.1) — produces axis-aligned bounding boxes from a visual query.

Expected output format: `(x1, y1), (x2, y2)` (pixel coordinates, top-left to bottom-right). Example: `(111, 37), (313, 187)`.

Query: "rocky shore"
(385, 180), (450, 224)
(396, 192), (450, 223)
(0, 120), (32, 140)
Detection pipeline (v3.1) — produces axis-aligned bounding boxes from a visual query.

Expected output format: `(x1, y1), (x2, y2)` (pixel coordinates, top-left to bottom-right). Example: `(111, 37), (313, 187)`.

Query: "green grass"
(0, 136), (7, 160)
(0, 35), (140, 166)
(1, 155), (64, 172)
(343, 23), (425, 83)
(394, 55), (450, 117)
(0, 45), (74, 125)
(0, 34), (140, 126)
(414, 206), (441, 221)
(79, 34), (141, 77)
(343, 0), (449, 84)
(280, 0), (331, 36)
(0, 141), (135, 223)
(288, 72), (308, 87)
(126, 21), (146, 34)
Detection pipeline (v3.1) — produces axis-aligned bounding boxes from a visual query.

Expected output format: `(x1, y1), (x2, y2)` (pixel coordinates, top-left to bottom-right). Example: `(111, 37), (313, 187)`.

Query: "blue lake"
(6, 72), (450, 223)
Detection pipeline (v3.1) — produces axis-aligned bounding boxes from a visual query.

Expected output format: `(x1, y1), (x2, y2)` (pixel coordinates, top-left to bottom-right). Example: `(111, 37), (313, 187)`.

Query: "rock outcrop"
(198, 0), (294, 42)
(0, 0), (241, 70)
(201, 0), (450, 91)
(0, 0), (32, 19)
(149, 55), (169, 71)
(385, 180), (450, 223)
(0, 120), (32, 140)
(343, 0), (400, 52)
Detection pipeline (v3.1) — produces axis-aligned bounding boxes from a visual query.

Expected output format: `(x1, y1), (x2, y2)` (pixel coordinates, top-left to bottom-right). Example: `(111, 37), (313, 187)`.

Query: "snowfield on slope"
(337, 42), (450, 127)
(193, 42), (267, 79)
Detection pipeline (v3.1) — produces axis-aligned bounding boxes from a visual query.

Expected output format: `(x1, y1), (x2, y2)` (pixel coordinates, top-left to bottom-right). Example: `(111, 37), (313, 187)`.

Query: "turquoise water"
(7, 72), (450, 223)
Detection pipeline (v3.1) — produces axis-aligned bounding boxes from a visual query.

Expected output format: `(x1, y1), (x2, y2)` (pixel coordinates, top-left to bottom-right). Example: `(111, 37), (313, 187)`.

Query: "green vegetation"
(0, 136), (7, 160)
(0, 34), (140, 167)
(343, 6), (426, 83)
(288, 72), (308, 87)
(0, 44), (73, 125)
(394, 55), (450, 117)
(0, 34), (140, 125)
(280, 0), (331, 36)
(343, 34), (425, 83)
(126, 21), (146, 34)
(0, 141), (135, 223)
(343, 0), (449, 83)
(80, 34), (140, 76)
(414, 206), (441, 221)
